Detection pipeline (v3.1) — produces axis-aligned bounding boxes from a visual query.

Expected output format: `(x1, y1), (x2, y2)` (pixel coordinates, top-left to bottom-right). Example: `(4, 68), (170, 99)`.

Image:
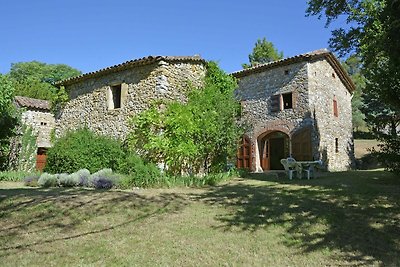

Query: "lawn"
(0, 170), (399, 266)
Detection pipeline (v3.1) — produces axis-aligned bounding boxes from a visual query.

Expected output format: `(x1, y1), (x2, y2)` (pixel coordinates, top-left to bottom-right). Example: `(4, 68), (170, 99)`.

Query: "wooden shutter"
(270, 95), (280, 112)
(333, 99), (338, 117)
(292, 127), (312, 161)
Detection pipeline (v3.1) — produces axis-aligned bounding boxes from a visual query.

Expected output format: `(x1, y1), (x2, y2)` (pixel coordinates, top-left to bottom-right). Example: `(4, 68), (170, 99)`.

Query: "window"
(111, 84), (122, 109)
(332, 73), (336, 78)
(40, 122), (47, 126)
(271, 92), (294, 112)
(333, 97), (338, 117)
(282, 93), (293, 109)
(335, 138), (339, 153)
(284, 69), (290, 75)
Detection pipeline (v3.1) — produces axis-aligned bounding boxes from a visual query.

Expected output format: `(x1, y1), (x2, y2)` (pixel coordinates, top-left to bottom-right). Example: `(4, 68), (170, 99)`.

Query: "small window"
(332, 73), (336, 78)
(284, 69), (289, 75)
(335, 138), (339, 153)
(282, 93), (293, 109)
(333, 97), (338, 117)
(111, 84), (122, 109)
(40, 122), (47, 126)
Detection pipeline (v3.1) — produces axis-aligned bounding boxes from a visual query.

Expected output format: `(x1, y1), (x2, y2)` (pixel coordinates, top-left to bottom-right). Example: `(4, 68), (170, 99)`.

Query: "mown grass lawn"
(0, 170), (399, 266)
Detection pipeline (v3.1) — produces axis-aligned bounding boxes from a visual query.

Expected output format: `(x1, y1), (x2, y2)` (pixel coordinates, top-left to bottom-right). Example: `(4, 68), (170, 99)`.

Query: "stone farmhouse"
(233, 49), (355, 172)
(41, 49), (354, 172)
(14, 96), (55, 171)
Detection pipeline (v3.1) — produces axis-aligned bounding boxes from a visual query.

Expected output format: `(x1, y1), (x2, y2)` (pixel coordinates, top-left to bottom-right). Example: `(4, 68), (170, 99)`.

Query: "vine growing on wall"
(127, 61), (243, 175)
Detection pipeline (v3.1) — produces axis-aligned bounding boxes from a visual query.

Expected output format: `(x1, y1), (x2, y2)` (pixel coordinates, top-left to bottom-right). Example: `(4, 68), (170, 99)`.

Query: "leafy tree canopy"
(0, 74), (19, 169)
(341, 55), (367, 131)
(242, 38), (284, 68)
(7, 61), (81, 101)
(127, 61), (243, 175)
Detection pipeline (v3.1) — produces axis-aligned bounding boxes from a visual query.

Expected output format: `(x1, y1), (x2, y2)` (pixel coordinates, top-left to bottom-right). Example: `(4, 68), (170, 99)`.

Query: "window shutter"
(270, 95), (280, 112)
(333, 99), (338, 117)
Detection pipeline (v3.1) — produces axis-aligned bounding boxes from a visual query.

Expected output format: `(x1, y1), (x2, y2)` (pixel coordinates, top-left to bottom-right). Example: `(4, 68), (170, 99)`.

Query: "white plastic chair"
(280, 158), (298, 180)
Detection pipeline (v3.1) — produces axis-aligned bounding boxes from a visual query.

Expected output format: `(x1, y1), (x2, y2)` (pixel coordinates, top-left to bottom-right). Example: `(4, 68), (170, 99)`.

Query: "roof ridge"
(231, 48), (355, 93)
(15, 95), (51, 111)
(56, 55), (206, 87)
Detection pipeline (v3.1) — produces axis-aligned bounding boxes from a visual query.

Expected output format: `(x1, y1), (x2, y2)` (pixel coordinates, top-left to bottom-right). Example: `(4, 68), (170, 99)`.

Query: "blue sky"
(0, 0), (341, 75)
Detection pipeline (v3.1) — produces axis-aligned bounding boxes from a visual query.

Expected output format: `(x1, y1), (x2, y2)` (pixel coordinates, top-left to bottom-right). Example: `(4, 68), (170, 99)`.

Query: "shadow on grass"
(0, 187), (187, 255)
(195, 170), (400, 266)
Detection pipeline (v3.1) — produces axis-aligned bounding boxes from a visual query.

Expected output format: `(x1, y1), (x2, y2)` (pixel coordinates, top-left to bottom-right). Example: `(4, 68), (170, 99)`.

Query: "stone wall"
(307, 59), (354, 171)
(235, 62), (313, 171)
(21, 109), (55, 148)
(235, 58), (354, 172)
(56, 61), (206, 140)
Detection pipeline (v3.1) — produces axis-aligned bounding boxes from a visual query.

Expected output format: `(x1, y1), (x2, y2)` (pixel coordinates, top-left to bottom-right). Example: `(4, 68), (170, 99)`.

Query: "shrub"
(44, 128), (125, 174)
(89, 168), (118, 189)
(58, 173), (80, 187)
(76, 168), (90, 187)
(118, 154), (162, 188)
(24, 175), (40, 187)
(38, 173), (58, 188)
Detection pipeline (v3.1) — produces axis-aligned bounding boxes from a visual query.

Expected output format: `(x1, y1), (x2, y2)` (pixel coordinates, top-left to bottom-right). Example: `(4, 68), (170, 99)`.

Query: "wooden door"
(292, 127), (312, 161)
(236, 136), (252, 170)
(260, 139), (270, 171)
(36, 147), (48, 172)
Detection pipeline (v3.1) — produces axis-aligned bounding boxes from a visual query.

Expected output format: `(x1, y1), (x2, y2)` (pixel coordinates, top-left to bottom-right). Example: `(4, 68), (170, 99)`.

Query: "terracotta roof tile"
(15, 96), (51, 111)
(232, 49), (355, 93)
(56, 55), (206, 87)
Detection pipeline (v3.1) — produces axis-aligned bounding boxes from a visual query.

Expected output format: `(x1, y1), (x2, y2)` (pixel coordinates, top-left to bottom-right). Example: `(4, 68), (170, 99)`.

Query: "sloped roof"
(232, 49), (355, 93)
(56, 55), (206, 87)
(14, 96), (51, 111)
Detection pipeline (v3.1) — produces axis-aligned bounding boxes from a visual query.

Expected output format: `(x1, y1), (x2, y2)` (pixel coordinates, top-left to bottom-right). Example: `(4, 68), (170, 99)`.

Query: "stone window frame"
(270, 92), (295, 112)
(107, 83), (128, 110)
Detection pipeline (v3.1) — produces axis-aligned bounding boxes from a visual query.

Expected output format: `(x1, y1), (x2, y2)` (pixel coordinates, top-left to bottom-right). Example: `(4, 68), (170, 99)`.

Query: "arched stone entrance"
(256, 131), (290, 171)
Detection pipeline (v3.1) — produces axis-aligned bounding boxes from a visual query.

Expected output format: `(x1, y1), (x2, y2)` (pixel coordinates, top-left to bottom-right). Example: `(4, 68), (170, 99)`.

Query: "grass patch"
(0, 170), (399, 266)
(0, 171), (39, 182)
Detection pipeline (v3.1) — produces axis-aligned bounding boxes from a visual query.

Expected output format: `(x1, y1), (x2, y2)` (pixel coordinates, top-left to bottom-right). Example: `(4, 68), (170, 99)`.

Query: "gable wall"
(236, 61), (312, 138)
(307, 59), (354, 171)
(21, 109), (55, 148)
(56, 61), (205, 139)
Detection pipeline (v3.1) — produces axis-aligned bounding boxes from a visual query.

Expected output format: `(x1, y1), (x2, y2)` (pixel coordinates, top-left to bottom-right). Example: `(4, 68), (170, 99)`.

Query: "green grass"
(0, 170), (399, 266)
(0, 171), (39, 182)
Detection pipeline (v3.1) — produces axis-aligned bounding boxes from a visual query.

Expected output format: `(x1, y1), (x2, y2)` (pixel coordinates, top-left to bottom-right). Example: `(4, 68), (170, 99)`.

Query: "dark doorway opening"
(258, 131), (289, 171)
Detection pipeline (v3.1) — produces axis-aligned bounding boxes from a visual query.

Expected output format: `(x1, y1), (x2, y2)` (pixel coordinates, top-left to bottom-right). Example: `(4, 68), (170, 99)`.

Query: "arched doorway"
(258, 131), (289, 171)
(236, 135), (252, 170)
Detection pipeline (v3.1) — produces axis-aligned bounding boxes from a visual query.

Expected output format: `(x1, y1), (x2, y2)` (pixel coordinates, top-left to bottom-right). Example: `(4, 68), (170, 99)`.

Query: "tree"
(341, 55), (367, 131)
(7, 61), (81, 101)
(307, 0), (400, 172)
(127, 62), (242, 175)
(0, 74), (19, 169)
(242, 38), (284, 68)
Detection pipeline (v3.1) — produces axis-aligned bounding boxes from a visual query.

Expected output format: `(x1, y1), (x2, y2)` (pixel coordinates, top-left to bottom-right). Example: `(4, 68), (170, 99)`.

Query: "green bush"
(58, 173), (80, 187)
(76, 168), (91, 187)
(118, 154), (162, 188)
(38, 173), (58, 188)
(45, 128), (125, 174)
